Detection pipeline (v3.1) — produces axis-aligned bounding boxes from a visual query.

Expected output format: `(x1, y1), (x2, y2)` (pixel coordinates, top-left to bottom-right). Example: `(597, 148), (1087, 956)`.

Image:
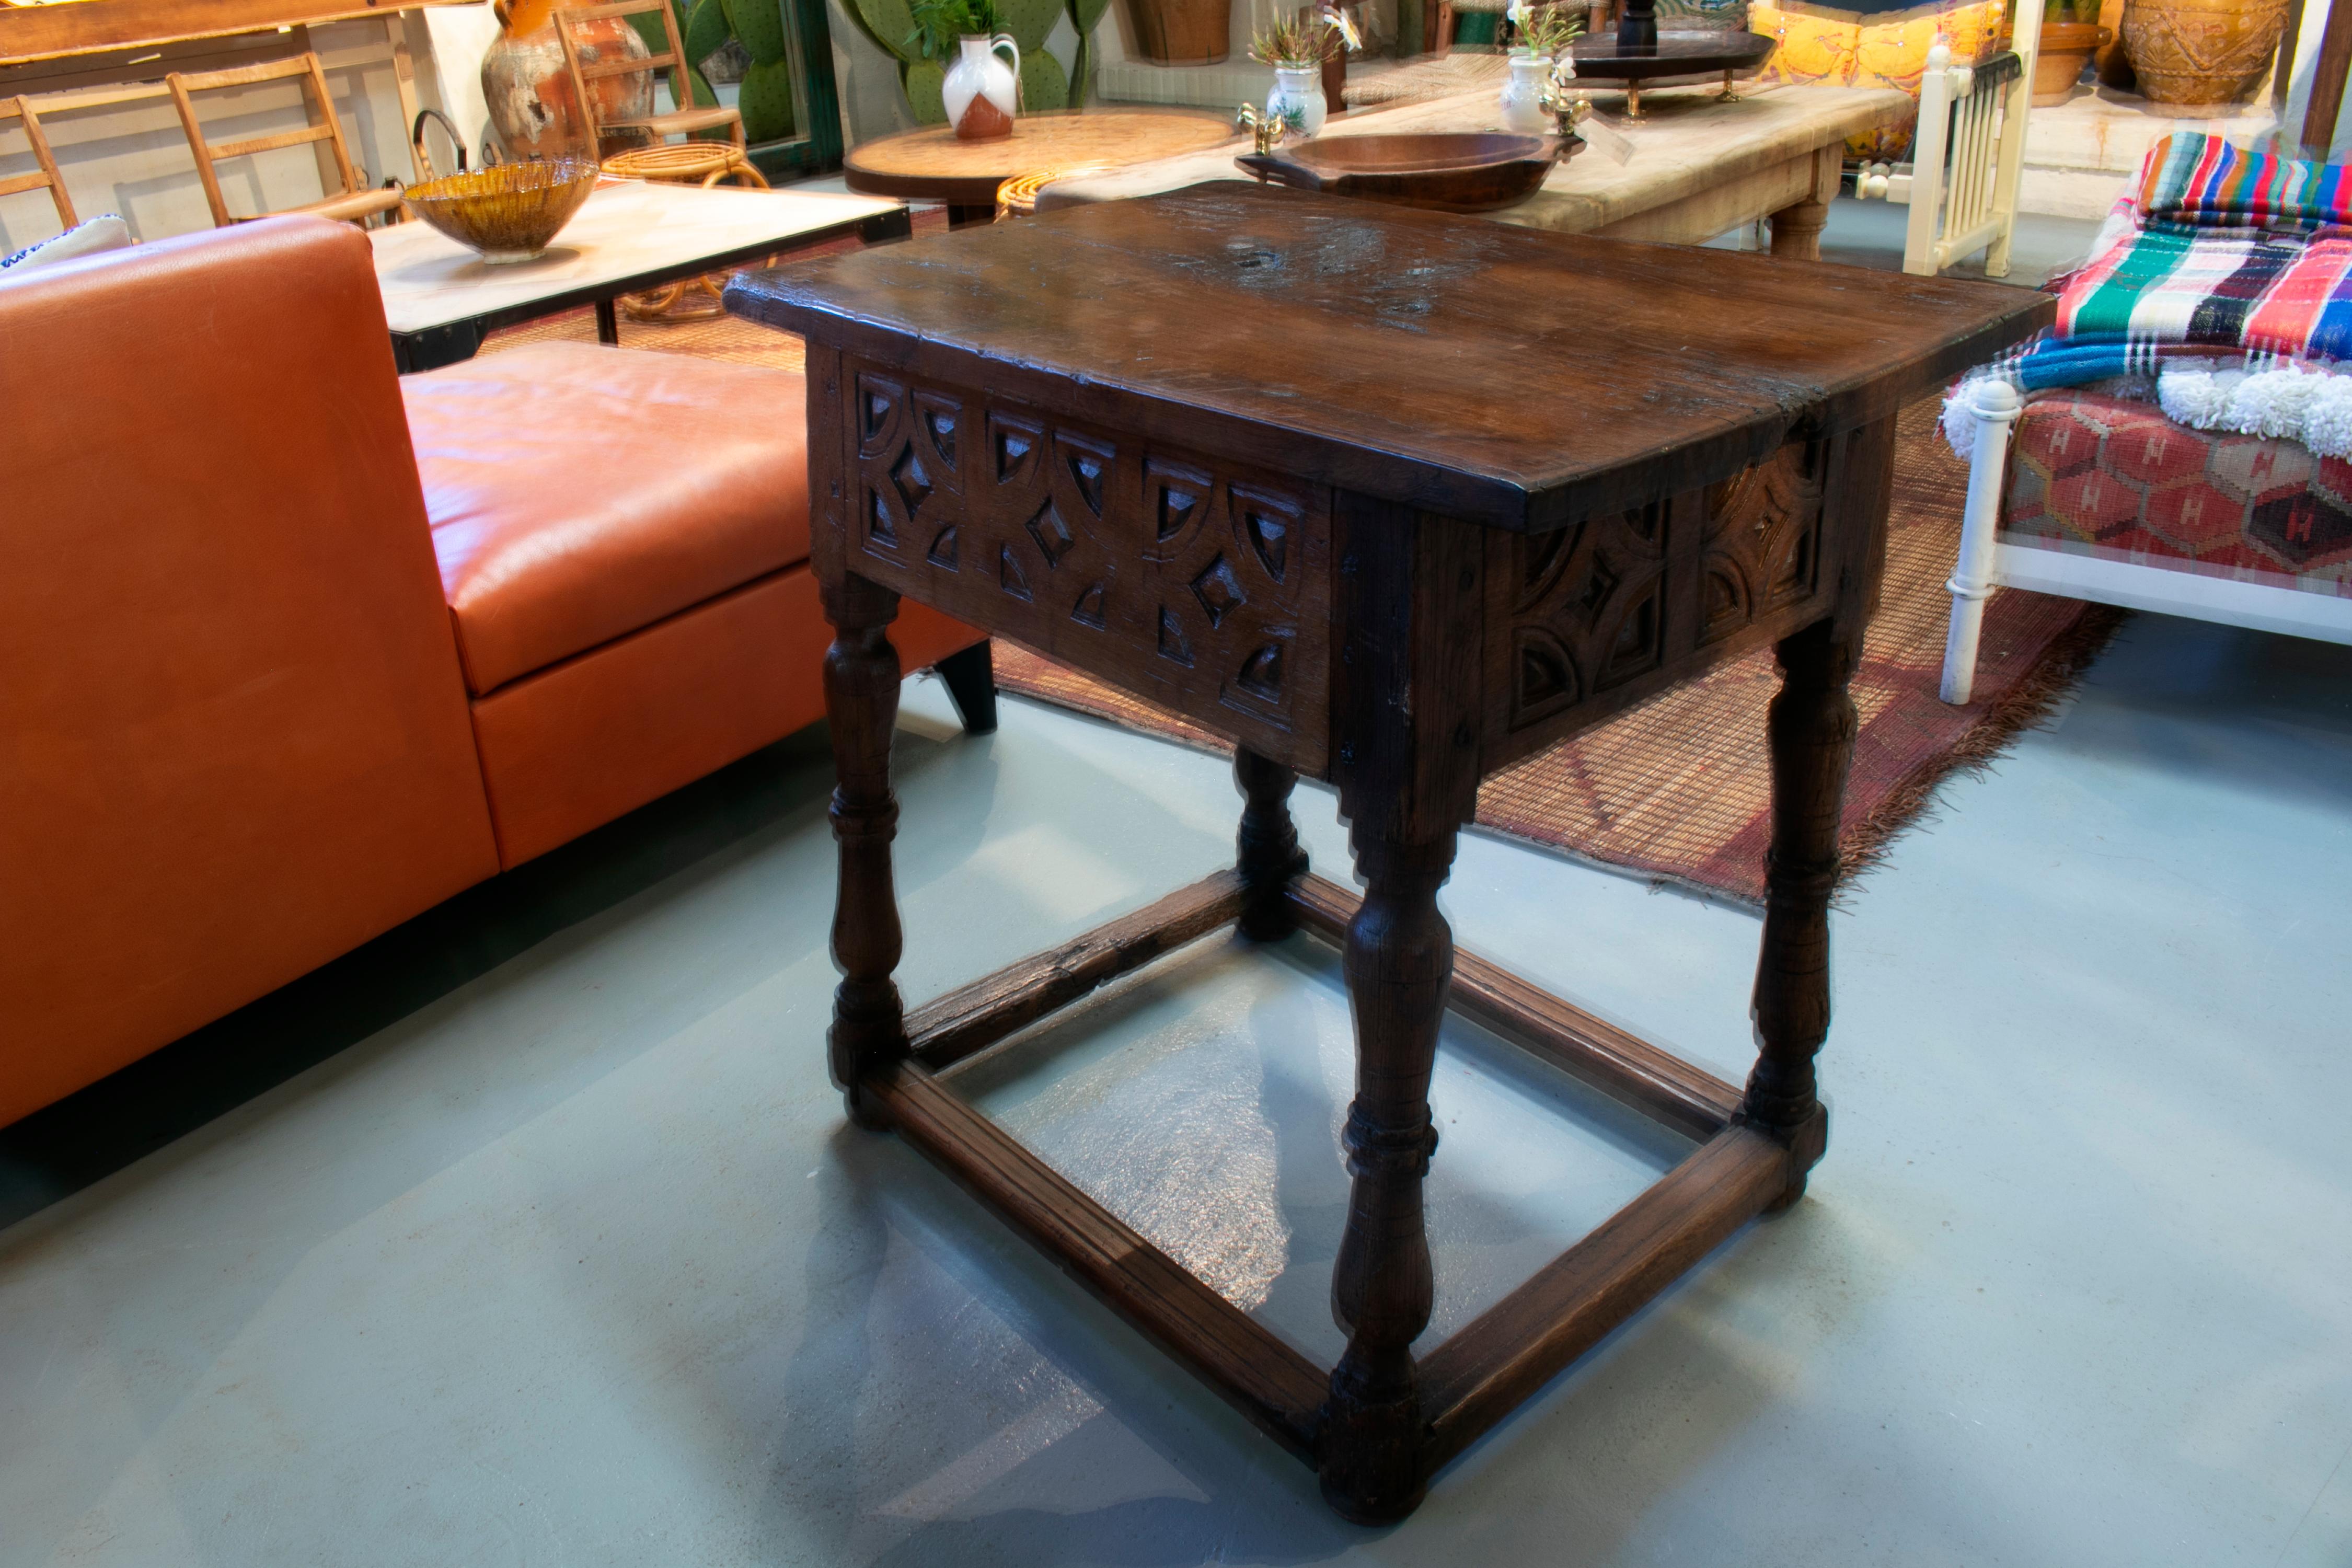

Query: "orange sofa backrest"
(0, 217), (500, 1127)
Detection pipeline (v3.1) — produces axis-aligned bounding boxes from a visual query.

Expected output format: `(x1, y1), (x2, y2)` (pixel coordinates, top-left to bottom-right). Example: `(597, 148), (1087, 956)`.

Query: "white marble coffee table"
(1037, 82), (1911, 261)
(372, 179), (907, 371)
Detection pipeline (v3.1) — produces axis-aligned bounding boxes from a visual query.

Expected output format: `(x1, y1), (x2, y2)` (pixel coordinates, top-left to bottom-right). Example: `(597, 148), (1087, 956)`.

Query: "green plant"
(1504, 0), (1584, 56)
(904, 0), (1008, 59)
(840, 0), (1108, 119)
(1247, 3), (1361, 65)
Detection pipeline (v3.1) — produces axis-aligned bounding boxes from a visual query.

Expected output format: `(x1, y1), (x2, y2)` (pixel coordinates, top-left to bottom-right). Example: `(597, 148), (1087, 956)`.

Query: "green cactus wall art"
(838, 0), (1110, 122)
(625, 0), (802, 144)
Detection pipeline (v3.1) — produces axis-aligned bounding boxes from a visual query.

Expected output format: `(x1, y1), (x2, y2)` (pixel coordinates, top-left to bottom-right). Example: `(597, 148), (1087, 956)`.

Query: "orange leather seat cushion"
(1, 217), (500, 1127)
(404, 342), (812, 694)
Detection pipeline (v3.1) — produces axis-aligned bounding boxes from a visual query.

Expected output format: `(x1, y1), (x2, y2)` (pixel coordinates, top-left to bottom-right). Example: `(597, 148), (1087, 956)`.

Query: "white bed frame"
(1941, 378), (2352, 705)
(1855, 0), (2042, 278)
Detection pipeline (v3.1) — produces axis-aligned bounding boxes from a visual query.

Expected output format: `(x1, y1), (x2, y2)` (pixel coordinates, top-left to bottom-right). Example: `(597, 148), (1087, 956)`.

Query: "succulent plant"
(841, 0), (1108, 122)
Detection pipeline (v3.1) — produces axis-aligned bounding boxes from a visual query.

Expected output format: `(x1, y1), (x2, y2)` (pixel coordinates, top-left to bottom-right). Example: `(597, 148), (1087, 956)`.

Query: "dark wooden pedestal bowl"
(1235, 132), (1577, 213)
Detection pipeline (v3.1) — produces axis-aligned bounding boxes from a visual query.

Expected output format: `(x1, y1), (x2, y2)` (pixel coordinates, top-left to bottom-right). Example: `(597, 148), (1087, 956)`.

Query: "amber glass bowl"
(401, 159), (598, 263)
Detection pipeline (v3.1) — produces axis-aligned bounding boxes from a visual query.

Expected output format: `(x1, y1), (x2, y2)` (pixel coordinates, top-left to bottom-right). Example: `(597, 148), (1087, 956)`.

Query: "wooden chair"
(2, 96), (77, 237)
(167, 54), (404, 228)
(553, 0), (745, 158)
(554, 0), (760, 324)
(1851, 0), (2041, 276)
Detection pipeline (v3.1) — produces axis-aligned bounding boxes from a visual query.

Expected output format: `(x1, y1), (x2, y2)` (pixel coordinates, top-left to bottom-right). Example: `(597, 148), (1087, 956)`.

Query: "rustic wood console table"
(727, 185), (2047, 1521)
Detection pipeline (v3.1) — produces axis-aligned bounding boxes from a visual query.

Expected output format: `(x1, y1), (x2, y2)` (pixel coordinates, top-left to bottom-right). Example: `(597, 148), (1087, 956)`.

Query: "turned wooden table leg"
(1322, 827), (1456, 1523)
(1318, 492), (1485, 1524)
(1234, 746), (1308, 942)
(1769, 144), (1844, 262)
(823, 569), (909, 1129)
(1743, 615), (1858, 1206)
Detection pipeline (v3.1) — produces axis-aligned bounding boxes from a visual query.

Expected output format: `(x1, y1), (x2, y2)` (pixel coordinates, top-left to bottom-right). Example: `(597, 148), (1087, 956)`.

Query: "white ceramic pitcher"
(944, 32), (1020, 141)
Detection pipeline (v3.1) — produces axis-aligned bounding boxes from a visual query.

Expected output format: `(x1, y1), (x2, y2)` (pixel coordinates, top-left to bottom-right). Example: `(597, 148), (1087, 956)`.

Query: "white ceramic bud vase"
(1500, 52), (1553, 133)
(943, 32), (1020, 141)
(1266, 62), (1325, 137)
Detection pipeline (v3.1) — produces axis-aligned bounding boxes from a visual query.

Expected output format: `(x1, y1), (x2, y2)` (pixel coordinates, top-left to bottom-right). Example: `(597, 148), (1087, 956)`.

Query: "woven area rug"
(479, 248), (2118, 906)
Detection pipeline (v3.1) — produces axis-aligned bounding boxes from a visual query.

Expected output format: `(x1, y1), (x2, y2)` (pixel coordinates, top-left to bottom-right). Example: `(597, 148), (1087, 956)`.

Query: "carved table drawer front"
(1489, 437), (1833, 761)
(845, 360), (1333, 774)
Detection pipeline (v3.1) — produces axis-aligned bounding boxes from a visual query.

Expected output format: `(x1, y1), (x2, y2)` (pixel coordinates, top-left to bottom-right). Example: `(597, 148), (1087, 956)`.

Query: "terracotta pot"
(480, 0), (653, 162)
(2120, 0), (2288, 109)
(2032, 20), (2111, 105)
(1125, 0), (1231, 64)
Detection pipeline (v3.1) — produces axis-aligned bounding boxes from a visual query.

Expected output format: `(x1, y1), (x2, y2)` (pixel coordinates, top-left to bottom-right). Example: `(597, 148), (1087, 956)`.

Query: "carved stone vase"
(480, 0), (654, 161)
(2120, 0), (2288, 111)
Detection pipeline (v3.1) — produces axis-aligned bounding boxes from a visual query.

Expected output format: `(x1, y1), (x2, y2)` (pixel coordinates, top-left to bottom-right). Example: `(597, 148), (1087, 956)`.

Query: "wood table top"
(372, 179), (901, 335)
(727, 181), (2050, 532)
(1038, 83), (1910, 236)
(841, 109), (1237, 206)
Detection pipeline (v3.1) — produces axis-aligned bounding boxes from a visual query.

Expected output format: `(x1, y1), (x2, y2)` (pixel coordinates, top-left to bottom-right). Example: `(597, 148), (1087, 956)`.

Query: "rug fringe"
(1835, 604), (2131, 898)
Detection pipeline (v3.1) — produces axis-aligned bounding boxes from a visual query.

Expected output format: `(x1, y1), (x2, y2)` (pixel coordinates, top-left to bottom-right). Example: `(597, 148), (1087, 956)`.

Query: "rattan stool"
(992, 166), (1110, 221)
(604, 141), (771, 322)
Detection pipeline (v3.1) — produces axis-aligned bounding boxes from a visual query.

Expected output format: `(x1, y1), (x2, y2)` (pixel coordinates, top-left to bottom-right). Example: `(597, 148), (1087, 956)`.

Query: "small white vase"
(943, 32), (1020, 141)
(1266, 63), (1325, 137)
(1499, 52), (1553, 133)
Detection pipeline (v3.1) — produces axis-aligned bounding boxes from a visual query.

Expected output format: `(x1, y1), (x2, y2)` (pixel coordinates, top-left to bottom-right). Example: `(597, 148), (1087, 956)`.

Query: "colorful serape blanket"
(2053, 228), (2352, 359)
(2137, 133), (2352, 234)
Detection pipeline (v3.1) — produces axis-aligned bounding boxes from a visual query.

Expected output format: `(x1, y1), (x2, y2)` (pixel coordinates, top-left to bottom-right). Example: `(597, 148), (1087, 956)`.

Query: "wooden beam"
(1417, 1125), (1789, 1471)
(873, 1061), (1330, 1460)
(1285, 873), (1742, 1141)
(2303, 0), (2352, 156)
(914, 870), (1247, 1073)
(0, 1), (474, 68)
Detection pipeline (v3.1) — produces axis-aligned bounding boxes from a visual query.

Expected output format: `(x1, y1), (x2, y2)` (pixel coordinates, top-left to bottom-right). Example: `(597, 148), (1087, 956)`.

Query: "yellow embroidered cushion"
(1755, 0), (2006, 159)
(1749, 0), (1861, 86)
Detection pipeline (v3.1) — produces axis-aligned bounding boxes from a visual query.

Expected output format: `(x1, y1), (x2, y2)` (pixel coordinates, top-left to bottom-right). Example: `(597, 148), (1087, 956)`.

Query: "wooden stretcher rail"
(213, 125), (334, 159)
(1285, 873), (1742, 1140)
(1416, 1124), (1790, 1469)
(874, 1059), (1329, 1459)
(913, 869), (1248, 1073)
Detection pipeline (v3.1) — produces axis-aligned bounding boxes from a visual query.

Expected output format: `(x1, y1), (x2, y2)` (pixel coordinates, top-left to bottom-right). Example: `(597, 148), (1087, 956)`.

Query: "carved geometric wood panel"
(841, 360), (1332, 772)
(1501, 498), (1672, 732)
(1699, 439), (1824, 647)
(1487, 435), (1831, 756)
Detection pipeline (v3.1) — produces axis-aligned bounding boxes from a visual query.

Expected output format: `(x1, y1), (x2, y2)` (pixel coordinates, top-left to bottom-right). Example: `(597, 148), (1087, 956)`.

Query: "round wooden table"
(843, 109), (1237, 227)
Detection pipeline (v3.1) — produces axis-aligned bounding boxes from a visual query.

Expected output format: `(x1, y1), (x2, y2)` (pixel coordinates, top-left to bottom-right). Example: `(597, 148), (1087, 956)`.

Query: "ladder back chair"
(2, 96), (77, 235)
(555, 0), (764, 328)
(553, 0), (745, 158)
(166, 54), (404, 228)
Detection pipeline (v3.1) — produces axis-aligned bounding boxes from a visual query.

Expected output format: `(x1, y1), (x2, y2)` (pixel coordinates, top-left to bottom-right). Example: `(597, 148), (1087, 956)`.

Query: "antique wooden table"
(727, 184), (2049, 1521)
(841, 108), (1233, 228)
(1040, 82), (1911, 260)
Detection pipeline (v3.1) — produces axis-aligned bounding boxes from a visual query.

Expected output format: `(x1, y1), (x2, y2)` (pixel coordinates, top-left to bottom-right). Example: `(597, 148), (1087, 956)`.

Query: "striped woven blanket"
(2138, 133), (2352, 233)
(2054, 228), (2352, 360)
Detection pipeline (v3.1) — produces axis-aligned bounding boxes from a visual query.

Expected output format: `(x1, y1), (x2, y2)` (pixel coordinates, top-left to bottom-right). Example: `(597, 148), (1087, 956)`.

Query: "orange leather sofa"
(0, 216), (986, 1128)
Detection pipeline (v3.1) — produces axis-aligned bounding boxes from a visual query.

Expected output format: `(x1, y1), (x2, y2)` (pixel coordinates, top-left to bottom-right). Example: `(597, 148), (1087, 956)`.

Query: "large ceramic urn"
(480, 0), (655, 161)
(2120, 0), (2288, 110)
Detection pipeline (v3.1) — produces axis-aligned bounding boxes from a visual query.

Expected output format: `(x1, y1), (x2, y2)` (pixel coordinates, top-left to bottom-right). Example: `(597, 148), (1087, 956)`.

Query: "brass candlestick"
(1235, 102), (1290, 159)
(1540, 59), (1593, 137)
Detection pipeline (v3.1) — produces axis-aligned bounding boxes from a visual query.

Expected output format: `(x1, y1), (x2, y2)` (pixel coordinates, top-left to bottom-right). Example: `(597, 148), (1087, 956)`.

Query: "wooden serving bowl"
(402, 158), (599, 264)
(1235, 132), (1575, 213)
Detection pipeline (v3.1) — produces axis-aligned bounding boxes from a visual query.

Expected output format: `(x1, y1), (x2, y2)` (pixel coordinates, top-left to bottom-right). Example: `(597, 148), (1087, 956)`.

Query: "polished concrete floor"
(3, 605), (2348, 1566)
